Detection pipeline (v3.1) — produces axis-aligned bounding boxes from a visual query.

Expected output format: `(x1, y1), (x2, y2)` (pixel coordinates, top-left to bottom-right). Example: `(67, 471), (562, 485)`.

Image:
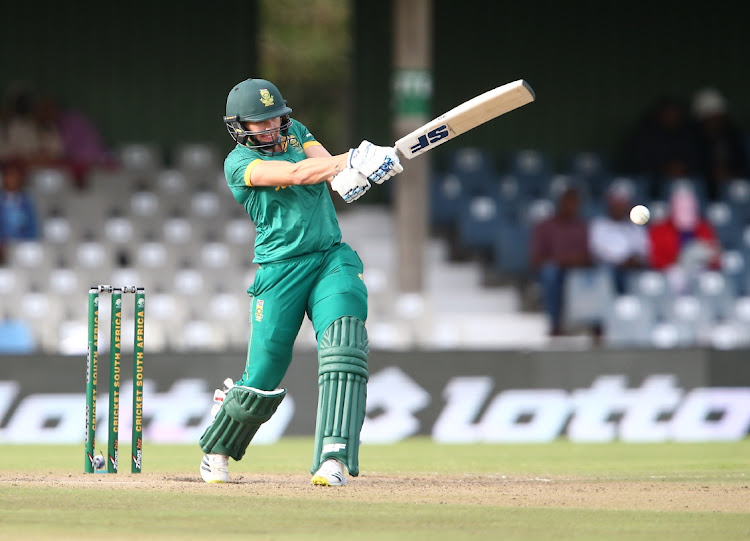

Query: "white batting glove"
(331, 168), (371, 203)
(347, 140), (404, 184)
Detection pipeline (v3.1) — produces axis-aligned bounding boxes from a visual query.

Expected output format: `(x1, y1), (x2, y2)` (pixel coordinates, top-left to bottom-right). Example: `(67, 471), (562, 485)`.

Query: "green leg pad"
(311, 316), (369, 477)
(199, 386), (286, 461)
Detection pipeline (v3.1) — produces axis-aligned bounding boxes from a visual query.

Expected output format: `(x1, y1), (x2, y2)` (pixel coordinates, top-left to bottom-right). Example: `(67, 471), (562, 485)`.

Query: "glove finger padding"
(348, 140), (402, 184)
(331, 168), (371, 203)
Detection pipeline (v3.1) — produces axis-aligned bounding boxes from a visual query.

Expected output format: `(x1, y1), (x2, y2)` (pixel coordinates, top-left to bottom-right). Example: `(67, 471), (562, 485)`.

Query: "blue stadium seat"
(564, 150), (611, 196)
(446, 147), (500, 198)
(429, 172), (467, 230)
(720, 250), (747, 297)
(706, 201), (743, 250)
(601, 176), (651, 207)
(720, 178), (750, 225)
(505, 148), (553, 199)
(494, 175), (531, 222)
(492, 221), (531, 275)
(456, 195), (505, 255)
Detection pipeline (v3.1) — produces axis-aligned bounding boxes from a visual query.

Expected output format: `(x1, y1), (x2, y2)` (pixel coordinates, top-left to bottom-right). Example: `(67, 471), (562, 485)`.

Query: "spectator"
(530, 186), (592, 336)
(0, 81), (63, 166)
(0, 159), (39, 241)
(589, 181), (649, 293)
(621, 95), (702, 196)
(37, 98), (116, 187)
(691, 87), (750, 200)
(648, 186), (720, 294)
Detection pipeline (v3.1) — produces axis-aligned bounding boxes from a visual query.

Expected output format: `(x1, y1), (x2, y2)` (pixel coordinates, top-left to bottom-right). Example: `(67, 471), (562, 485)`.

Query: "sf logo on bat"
(409, 125), (450, 154)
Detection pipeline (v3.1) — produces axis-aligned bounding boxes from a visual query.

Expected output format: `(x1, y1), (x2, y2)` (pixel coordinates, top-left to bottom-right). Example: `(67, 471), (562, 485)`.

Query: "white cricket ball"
(630, 204), (650, 225)
(93, 454), (106, 470)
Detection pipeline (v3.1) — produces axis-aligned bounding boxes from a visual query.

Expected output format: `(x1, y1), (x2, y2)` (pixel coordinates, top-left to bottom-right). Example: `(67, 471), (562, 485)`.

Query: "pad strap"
(311, 316), (369, 476)
(199, 385), (285, 461)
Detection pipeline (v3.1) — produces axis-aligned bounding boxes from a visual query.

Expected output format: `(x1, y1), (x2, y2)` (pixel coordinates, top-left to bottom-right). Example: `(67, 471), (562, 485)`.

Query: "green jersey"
(223, 119), (342, 263)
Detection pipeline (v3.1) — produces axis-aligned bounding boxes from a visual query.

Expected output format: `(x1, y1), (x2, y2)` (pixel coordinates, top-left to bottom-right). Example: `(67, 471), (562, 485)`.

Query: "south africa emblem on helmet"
(259, 88), (275, 107)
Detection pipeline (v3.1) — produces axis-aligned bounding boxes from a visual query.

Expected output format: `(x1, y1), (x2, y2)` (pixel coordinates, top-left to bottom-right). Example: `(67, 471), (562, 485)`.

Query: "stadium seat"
(505, 148), (552, 199)
(8, 241), (51, 288)
(564, 150), (611, 196)
(721, 178), (750, 223)
(48, 267), (84, 319)
(727, 296), (750, 335)
(129, 190), (164, 234)
(156, 169), (190, 203)
(709, 321), (750, 349)
(447, 147), (494, 174)
(663, 295), (715, 346)
(706, 201), (743, 250)
(696, 270), (736, 321)
(110, 268), (145, 292)
(119, 143), (161, 174)
(521, 198), (555, 225)
(446, 147), (500, 197)
(456, 195), (504, 256)
(492, 221), (531, 276)
(224, 218), (256, 246)
(429, 172), (467, 231)
(16, 291), (64, 352)
(720, 250), (747, 297)
(562, 267), (616, 329)
(631, 270), (673, 320)
(27, 167), (73, 218)
(494, 174), (530, 222)
(174, 143), (219, 181)
(207, 292), (249, 347)
(603, 295), (656, 347)
(43, 216), (74, 245)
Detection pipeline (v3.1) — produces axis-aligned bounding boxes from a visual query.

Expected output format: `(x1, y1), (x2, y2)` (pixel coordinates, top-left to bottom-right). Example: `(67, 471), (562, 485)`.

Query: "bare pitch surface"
(1, 439), (748, 540)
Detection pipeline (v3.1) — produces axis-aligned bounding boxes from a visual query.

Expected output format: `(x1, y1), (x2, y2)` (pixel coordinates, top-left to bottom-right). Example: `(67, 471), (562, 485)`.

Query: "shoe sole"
(311, 475), (346, 486)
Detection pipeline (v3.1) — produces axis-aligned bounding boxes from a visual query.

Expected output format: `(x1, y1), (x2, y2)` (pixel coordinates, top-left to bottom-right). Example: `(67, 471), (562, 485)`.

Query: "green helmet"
(223, 78), (293, 150)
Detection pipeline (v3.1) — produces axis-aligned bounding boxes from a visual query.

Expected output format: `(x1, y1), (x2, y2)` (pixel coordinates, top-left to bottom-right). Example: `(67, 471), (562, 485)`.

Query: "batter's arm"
(245, 151), (348, 188)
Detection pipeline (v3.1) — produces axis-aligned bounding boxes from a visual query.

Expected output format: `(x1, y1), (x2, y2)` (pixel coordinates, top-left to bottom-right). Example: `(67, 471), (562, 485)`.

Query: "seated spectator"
(0, 81), (63, 167)
(530, 186), (592, 336)
(0, 159), (39, 241)
(37, 98), (117, 187)
(648, 186), (720, 294)
(691, 87), (750, 200)
(620, 95), (702, 197)
(589, 182), (649, 293)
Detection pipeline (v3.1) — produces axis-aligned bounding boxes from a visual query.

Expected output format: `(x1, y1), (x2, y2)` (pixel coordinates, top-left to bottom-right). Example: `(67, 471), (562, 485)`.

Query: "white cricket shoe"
(200, 453), (229, 483)
(311, 458), (347, 486)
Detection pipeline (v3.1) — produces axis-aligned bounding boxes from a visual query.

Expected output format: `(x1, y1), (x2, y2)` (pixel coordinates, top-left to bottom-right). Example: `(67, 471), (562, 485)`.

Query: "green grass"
(1, 439), (748, 540)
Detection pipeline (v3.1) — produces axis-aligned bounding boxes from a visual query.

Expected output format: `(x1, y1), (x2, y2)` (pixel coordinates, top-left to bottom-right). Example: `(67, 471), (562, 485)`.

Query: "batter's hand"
(331, 168), (371, 203)
(348, 140), (403, 184)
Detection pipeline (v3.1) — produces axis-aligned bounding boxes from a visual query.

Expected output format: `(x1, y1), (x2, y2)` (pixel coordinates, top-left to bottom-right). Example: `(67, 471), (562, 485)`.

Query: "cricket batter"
(198, 78), (402, 486)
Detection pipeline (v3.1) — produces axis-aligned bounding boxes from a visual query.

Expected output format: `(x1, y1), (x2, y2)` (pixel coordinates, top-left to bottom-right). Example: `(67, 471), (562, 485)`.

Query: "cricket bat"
(393, 79), (535, 160)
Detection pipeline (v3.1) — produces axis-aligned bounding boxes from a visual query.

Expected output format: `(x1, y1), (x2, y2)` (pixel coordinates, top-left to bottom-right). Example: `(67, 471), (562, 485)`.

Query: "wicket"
(85, 285), (145, 474)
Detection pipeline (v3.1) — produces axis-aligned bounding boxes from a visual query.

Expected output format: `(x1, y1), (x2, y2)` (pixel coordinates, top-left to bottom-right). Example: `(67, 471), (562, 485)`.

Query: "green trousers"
(240, 243), (368, 390)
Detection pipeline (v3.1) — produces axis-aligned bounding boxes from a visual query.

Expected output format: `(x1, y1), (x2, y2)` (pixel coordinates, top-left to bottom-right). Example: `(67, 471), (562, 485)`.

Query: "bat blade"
(394, 79), (535, 160)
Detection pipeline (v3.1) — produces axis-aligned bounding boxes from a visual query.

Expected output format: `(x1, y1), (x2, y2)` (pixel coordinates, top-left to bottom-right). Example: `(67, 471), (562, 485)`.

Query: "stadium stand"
(4, 140), (750, 353)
